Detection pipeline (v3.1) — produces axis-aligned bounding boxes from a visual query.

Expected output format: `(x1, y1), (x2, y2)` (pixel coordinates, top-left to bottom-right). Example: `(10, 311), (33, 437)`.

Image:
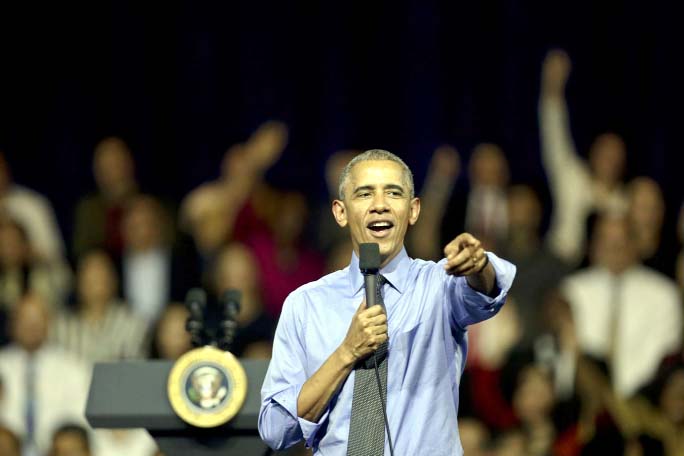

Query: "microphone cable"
(374, 353), (395, 456)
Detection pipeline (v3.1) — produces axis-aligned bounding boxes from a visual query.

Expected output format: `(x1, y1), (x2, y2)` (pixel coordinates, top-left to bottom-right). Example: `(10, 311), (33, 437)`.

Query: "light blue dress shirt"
(259, 247), (516, 455)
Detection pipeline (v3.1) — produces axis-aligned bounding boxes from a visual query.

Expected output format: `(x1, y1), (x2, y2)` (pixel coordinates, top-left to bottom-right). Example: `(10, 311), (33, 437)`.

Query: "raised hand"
(542, 49), (572, 96)
(246, 120), (289, 170)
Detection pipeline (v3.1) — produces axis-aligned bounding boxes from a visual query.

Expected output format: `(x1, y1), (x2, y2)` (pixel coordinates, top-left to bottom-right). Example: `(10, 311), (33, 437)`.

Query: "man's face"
(333, 160), (420, 266)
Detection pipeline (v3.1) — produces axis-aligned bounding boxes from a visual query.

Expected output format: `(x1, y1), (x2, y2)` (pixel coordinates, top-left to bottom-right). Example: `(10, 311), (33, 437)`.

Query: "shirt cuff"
(462, 252), (516, 305)
(271, 383), (330, 447)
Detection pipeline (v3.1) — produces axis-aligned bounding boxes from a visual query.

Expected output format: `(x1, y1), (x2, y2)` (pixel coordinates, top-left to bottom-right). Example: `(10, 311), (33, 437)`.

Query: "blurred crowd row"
(1, 49), (684, 456)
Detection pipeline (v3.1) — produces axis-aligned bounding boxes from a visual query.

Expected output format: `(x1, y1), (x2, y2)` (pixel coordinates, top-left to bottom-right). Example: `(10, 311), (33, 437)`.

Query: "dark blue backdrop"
(1, 1), (682, 245)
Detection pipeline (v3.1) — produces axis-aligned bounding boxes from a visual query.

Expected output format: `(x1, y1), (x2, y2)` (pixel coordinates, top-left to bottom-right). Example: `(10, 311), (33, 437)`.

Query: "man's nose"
(370, 193), (389, 212)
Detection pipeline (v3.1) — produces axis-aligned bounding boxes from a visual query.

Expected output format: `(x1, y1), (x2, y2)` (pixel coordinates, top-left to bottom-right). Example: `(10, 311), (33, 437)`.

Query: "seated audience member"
(408, 145), (460, 261)
(501, 185), (570, 344)
(442, 143), (510, 251)
(49, 424), (91, 456)
(180, 121), (288, 266)
(0, 152), (67, 264)
(72, 137), (139, 260)
(213, 243), (273, 358)
(245, 190), (324, 319)
(627, 177), (677, 277)
(149, 303), (192, 360)
(51, 250), (147, 363)
(0, 217), (70, 311)
(0, 294), (91, 455)
(0, 425), (21, 456)
(539, 49), (628, 265)
(500, 352), (580, 456)
(121, 195), (196, 323)
(562, 214), (682, 397)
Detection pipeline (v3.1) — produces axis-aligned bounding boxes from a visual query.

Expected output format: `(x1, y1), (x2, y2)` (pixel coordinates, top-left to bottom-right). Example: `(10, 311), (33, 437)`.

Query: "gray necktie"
(347, 275), (388, 456)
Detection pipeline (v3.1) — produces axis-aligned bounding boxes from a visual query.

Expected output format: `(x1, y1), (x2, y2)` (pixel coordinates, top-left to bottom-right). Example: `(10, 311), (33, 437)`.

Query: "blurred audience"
(72, 137), (139, 260)
(0, 217), (70, 312)
(408, 145), (460, 261)
(627, 176), (677, 277)
(2, 101), (683, 455)
(0, 425), (21, 456)
(0, 152), (67, 264)
(501, 184), (570, 344)
(539, 49), (628, 265)
(149, 303), (192, 360)
(442, 142), (510, 251)
(51, 250), (147, 363)
(245, 190), (324, 319)
(49, 424), (91, 456)
(561, 214), (681, 396)
(121, 195), (197, 323)
(0, 293), (91, 455)
(212, 243), (272, 358)
(180, 121), (287, 270)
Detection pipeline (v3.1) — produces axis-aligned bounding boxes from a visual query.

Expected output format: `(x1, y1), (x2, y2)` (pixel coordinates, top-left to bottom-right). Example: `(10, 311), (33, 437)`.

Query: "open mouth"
(367, 220), (394, 237)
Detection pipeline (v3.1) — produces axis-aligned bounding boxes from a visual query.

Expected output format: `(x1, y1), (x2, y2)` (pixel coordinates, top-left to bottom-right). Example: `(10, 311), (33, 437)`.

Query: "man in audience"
(72, 137), (139, 260)
(501, 185), (570, 343)
(442, 143), (510, 252)
(0, 293), (91, 454)
(562, 214), (681, 397)
(539, 49), (628, 265)
(121, 195), (196, 323)
(627, 177), (677, 277)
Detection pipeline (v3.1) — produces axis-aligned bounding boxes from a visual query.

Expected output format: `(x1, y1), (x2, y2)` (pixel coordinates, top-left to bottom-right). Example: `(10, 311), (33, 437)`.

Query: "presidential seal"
(167, 346), (247, 428)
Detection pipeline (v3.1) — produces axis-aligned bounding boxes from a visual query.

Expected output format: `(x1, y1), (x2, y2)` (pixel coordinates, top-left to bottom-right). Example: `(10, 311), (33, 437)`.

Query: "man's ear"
(332, 199), (348, 227)
(408, 197), (421, 226)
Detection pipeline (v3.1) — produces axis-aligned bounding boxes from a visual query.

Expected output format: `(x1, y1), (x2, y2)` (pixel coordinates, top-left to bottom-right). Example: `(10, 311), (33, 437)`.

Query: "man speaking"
(259, 150), (516, 455)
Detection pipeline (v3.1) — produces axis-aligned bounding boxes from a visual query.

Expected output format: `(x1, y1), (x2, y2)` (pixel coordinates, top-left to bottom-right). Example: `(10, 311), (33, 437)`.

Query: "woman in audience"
(51, 250), (147, 363)
(0, 217), (69, 311)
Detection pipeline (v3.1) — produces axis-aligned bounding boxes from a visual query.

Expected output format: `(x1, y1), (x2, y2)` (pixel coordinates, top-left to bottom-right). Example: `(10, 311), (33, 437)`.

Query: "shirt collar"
(348, 247), (411, 295)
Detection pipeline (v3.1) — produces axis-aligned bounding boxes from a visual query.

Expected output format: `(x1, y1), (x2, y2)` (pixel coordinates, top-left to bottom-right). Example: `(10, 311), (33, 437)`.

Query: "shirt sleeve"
(443, 252), (516, 329)
(258, 291), (330, 450)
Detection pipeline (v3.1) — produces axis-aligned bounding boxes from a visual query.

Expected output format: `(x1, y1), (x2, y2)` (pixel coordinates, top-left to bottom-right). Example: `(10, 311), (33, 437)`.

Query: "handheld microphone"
(359, 243), (383, 312)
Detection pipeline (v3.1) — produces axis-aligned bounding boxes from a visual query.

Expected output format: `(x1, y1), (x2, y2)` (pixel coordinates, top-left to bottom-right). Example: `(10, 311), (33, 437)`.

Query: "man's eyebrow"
(352, 185), (375, 194)
(385, 184), (405, 193)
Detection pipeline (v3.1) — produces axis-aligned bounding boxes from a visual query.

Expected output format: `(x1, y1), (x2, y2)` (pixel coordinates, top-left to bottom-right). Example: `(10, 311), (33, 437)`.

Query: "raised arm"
(539, 49), (585, 188)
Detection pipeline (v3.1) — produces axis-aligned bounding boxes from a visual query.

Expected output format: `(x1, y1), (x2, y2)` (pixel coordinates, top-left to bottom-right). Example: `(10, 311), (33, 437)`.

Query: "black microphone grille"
(359, 243), (381, 271)
(185, 288), (207, 308)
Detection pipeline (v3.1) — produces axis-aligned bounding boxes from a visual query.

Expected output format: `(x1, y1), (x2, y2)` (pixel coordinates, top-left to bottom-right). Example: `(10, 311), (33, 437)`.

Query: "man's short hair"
(337, 149), (414, 200)
(51, 423), (90, 451)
